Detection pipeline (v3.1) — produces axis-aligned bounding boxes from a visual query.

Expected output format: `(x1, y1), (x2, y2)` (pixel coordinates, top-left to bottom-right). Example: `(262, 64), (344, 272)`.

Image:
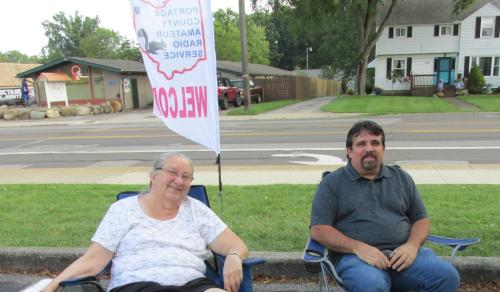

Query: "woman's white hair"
(151, 152), (194, 174)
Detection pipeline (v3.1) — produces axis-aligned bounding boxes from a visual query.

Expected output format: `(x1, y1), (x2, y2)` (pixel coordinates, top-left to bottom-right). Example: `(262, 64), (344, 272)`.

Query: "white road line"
(1, 146), (500, 155)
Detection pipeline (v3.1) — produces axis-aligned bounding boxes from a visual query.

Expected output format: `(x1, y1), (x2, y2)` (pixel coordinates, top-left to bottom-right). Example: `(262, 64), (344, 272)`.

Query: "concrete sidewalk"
(2, 163), (500, 185)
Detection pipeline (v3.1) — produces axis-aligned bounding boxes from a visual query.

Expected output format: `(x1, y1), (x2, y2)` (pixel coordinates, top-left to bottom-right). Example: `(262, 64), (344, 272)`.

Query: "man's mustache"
(362, 153), (377, 161)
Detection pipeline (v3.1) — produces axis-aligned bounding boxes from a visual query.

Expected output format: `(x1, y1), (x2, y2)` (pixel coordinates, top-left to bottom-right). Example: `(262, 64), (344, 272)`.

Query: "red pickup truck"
(218, 77), (242, 110)
(230, 79), (264, 104)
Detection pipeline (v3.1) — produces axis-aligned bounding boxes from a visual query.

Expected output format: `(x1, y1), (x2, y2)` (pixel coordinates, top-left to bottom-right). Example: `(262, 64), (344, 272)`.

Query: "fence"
(254, 76), (341, 101)
(411, 74), (437, 88)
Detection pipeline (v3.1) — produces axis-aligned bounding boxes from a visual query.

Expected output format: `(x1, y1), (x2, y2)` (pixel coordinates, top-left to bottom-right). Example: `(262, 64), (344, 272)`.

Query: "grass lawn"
(226, 99), (299, 115)
(458, 95), (500, 111)
(322, 95), (459, 114)
(0, 184), (498, 256)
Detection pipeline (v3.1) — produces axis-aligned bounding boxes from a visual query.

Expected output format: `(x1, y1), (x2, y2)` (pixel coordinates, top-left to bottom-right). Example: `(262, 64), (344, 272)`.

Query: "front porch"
(410, 74), (456, 97)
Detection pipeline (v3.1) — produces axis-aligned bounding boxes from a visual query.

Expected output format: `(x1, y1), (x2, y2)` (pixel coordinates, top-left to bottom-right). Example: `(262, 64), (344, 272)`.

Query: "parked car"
(230, 79), (264, 104)
(217, 77), (242, 110)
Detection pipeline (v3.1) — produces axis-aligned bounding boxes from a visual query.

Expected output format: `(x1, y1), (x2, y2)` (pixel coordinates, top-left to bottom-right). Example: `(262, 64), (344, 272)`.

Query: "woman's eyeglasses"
(155, 168), (193, 182)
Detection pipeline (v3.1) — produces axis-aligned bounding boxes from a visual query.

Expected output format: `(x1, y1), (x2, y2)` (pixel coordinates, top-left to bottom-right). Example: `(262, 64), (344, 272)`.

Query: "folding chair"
(60, 185), (265, 292)
(302, 171), (480, 292)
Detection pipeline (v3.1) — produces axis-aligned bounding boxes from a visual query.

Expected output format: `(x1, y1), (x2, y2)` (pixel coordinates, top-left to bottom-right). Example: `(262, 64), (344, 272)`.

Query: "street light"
(306, 45), (312, 71)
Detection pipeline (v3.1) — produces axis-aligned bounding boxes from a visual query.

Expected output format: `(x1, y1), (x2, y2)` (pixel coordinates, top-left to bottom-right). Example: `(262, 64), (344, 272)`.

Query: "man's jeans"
(335, 247), (460, 292)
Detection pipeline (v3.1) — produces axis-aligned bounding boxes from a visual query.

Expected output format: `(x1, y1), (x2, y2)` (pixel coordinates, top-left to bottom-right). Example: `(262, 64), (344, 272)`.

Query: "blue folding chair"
(60, 185), (265, 292)
(303, 171), (480, 292)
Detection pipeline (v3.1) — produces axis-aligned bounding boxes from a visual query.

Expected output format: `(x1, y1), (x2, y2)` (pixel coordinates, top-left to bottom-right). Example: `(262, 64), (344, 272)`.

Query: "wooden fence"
(254, 76), (341, 101)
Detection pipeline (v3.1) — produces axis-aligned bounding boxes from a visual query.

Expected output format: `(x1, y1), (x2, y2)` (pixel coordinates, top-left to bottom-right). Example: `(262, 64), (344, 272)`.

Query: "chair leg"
(319, 267), (331, 292)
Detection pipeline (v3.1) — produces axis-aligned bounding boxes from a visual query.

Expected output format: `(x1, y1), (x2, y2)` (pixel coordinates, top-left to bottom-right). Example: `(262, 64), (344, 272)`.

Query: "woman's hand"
(222, 253), (243, 292)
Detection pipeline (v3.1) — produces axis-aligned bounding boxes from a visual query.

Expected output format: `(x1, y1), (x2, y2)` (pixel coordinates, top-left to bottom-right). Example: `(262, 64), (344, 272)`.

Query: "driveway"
(261, 96), (335, 115)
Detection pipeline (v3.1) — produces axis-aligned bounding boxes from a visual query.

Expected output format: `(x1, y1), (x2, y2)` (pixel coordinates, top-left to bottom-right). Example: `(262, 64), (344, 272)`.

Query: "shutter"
(407, 26), (412, 38)
(475, 17), (481, 38)
(434, 25), (439, 36)
(434, 59), (438, 72)
(495, 16), (500, 38)
(453, 24), (459, 36)
(387, 58), (392, 79)
(451, 58), (456, 71)
(389, 27), (394, 38)
(464, 56), (470, 78)
(406, 57), (412, 75)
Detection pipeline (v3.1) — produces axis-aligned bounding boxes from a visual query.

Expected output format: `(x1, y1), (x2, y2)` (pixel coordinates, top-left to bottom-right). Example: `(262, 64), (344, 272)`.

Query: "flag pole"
(216, 153), (223, 213)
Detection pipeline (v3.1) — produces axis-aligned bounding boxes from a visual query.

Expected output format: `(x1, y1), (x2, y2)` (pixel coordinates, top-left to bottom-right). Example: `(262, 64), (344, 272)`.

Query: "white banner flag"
(130, 0), (220, 154)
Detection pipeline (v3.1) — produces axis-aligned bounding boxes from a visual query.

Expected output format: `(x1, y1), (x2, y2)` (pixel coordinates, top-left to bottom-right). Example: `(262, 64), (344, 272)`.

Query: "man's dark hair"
(346, 120), (385, 149)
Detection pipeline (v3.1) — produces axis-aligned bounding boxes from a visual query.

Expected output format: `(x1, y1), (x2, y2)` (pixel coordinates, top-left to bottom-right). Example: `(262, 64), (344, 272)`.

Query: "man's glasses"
(156, 168), (193, 182)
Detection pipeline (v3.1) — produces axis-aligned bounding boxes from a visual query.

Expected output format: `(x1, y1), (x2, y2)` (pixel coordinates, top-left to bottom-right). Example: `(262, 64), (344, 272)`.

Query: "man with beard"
(310, 120), (459, 292)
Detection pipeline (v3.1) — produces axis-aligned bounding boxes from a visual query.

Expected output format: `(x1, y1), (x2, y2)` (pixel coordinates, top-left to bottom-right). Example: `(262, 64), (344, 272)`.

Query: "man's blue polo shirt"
(310, 162), (427, 250)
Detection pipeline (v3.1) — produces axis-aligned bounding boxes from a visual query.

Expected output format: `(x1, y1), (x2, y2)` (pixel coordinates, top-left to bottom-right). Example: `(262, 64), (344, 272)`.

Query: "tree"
(468, 64), (486, 94)
(80, 27), (122, 59)
(114, 39), (142, 61)
(42, 11), (100, 60)
(256, 0), (476, 95)
(41, 11), (141, 61)
(249, 5), (304, 70)
(213, 9), (270, 64)
(0, 50), (42, 63)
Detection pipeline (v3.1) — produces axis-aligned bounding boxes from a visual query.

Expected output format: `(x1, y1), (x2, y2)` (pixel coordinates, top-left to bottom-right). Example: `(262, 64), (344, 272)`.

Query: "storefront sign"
(0, 86), (35, 101)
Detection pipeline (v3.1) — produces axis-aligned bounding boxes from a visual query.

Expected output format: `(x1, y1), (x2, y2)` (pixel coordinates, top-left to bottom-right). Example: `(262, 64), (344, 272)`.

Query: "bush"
(365, 68), (375, 93)
(365, 84), (374, 94)
(468, 64), (486, 94)
(372, 87), (383, 95)
(493, 87), (500, 94)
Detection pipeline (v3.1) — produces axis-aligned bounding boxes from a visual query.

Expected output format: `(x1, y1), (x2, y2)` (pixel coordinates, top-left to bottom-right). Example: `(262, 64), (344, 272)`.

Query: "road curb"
(0, 248), (498, 283)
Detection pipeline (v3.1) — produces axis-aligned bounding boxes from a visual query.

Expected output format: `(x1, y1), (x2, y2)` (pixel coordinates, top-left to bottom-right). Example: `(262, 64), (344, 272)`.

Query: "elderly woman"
(43, 153), (248, 292)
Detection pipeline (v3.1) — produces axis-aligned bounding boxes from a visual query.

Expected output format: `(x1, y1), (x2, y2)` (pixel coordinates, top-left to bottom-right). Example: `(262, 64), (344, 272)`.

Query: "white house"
(374, 0), (500, 94)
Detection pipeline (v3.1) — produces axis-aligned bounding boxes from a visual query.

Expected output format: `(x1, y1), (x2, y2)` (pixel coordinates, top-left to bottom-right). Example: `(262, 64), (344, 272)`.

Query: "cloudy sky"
(0, 0), (250, 56)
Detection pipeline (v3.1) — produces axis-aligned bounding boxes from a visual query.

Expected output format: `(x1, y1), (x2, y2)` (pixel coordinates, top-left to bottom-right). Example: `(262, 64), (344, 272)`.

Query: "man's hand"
(390, 243), (419, 271)
(353, 242), (390, 270)
(223, 253), (243, 292)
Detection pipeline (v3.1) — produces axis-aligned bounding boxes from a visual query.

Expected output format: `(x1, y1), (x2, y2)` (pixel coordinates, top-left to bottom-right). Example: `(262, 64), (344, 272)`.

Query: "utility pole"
(239, 0), (251, 110)
(306, 44), (312, 71)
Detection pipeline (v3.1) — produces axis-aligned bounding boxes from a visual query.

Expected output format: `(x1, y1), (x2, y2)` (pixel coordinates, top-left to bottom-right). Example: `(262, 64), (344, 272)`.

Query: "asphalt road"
(1, 112), (500, 168)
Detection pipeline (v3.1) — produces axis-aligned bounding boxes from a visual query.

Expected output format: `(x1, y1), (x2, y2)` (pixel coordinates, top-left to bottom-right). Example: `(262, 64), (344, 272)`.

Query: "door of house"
(131, 79), (139, 109)
(437, 57), (452, 85)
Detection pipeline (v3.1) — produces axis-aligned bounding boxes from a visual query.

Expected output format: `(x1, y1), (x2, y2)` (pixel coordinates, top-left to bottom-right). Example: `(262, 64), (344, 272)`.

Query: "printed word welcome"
(153, 85), (208, 118)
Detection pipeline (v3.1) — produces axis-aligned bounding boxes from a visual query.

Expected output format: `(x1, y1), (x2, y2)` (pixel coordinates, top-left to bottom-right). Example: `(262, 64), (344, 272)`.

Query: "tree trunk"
(356, 45), (371, 95)
(353, 0), (398, 95)
(356, 59), (367, 95)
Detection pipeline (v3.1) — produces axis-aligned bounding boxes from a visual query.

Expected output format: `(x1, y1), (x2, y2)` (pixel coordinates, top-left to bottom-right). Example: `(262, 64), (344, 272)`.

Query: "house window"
(481, 17), (494, 37)
(440, 25), (452, 36)
(494, 57), (499, 76)
(392, 59), (406, 78)
(479, 57), (492, 76)
(471, 56), (496, 76)
(395, 27), (406, 38)
(471, 57), (478, 67)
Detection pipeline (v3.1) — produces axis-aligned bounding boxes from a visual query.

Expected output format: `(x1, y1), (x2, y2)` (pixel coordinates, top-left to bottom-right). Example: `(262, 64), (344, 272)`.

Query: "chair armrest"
(427, 234), (480, 249)
(59, 262), (111, 289)
(303, 238), (328, 262)
(302, 237), (344, 287)
(59, 276), (99, 287)
(427, 234), (480, 260)
(214, 253), (265, 268)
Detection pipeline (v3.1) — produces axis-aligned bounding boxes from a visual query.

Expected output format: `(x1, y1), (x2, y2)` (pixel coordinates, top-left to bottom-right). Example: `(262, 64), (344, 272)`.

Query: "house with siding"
(374, 0), (500, 95)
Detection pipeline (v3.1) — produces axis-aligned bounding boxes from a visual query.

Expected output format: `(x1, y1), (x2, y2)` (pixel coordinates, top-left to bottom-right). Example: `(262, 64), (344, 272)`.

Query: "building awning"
(38, 72), (72, 82)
